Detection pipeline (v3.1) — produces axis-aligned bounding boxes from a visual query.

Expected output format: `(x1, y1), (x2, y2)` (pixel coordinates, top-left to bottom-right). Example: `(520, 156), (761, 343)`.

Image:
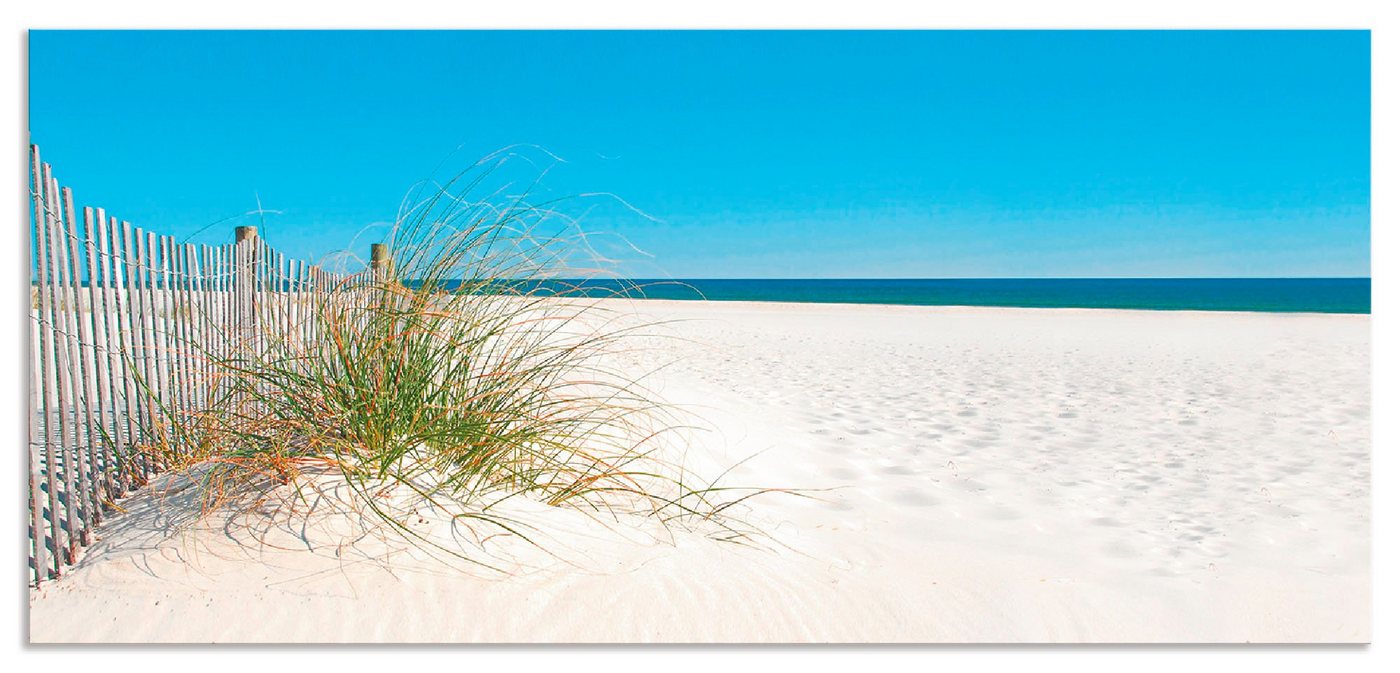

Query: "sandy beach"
(27, 300), (1371, 643)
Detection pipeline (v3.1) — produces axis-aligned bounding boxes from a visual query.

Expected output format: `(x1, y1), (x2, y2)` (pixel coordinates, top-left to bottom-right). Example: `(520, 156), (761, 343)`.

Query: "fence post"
(233, 226), (258, 420)
(370, 243), (390, 282)
(235, 226), (258, 333)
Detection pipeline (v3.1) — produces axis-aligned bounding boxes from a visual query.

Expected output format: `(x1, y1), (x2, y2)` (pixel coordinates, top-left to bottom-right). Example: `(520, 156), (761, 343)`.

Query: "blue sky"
(29, 30), (1369, 278)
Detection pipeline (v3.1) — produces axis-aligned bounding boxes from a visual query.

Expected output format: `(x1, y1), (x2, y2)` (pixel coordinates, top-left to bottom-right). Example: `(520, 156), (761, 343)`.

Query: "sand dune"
(28, 301), (1370, 643)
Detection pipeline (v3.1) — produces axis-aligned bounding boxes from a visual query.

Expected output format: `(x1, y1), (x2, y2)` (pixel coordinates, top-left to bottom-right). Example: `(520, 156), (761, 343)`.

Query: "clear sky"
(29, 30), (1369, 278)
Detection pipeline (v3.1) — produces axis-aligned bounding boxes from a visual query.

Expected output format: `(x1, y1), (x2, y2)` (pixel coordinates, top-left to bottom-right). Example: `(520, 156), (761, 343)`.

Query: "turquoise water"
(538, 278), (1370, 314)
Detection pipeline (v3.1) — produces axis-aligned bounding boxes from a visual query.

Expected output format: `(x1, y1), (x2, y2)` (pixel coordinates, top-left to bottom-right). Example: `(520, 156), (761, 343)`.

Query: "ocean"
(532, 278), (1370, 314)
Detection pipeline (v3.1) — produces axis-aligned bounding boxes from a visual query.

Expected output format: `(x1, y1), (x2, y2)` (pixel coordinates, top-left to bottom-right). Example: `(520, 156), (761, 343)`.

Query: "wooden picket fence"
(26, 144), (386, 586)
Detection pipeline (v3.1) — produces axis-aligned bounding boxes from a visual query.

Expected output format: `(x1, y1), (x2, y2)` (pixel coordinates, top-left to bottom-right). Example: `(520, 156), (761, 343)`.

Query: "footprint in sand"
(881, 464), (917, 476)
(821, 498), (855, 512)
(827, 466), (860, 481)
(890, 489), (940, 507)
(979, 505), (1022, 521)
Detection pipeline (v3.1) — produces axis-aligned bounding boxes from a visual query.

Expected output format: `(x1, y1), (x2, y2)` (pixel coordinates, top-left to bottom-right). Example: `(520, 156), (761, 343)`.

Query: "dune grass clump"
(136, 154), (777, 569)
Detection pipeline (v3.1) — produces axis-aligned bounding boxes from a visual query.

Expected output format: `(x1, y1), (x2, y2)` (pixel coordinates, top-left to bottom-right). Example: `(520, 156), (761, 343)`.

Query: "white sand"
(28, 301), (1370, 643)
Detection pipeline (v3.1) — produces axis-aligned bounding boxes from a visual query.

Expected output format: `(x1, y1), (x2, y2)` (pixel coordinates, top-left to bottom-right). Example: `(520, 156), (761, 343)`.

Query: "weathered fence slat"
(119, 221), (148, 484)
(81, 207), (113, 506)
(95, 209), (127, 499)
(155, 236), (174, 444)
(29, 146), (53, 583)
(172, 240), (194, 432)
(63, 193), (99, 538)
(43, 167), (79, 563)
